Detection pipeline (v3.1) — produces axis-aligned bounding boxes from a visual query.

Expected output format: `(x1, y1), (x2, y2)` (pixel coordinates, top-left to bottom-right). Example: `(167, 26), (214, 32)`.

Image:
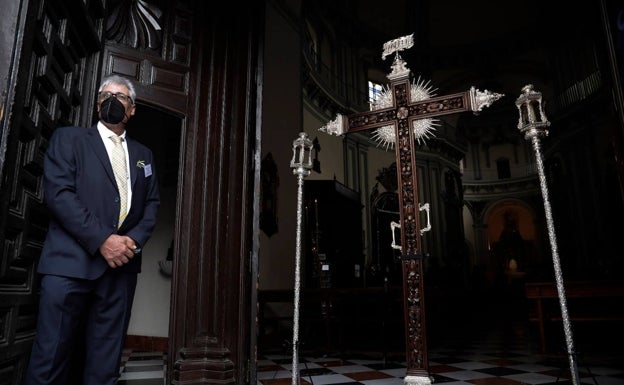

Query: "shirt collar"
(97, 121), (127, 141)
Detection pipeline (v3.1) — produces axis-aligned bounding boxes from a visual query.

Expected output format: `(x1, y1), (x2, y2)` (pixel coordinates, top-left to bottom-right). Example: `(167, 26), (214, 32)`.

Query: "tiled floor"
(256, 315), (624, 385)
(119, 324), (624, 385)
(118, 350), (167, 385)
(256, 352), (624, 385)
(118, 293), (624, 384)
(118, 345), (624, 385)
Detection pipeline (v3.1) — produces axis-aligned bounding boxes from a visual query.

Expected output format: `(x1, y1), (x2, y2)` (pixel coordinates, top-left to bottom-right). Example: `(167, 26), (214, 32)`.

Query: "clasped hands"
(100, 234), (138, 268)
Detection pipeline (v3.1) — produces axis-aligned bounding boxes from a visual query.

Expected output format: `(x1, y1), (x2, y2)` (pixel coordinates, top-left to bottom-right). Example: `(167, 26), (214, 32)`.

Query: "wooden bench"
(524, 280), (624, 353)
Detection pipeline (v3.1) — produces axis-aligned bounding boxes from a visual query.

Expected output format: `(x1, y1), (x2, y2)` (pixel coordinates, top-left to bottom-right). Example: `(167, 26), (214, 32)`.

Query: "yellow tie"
(110, 135), (128, 227)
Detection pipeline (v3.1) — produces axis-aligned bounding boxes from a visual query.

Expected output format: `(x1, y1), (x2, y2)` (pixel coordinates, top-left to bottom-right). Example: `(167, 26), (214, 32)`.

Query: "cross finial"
(382, 34), (414, 80)
(381, 33), (414, 60)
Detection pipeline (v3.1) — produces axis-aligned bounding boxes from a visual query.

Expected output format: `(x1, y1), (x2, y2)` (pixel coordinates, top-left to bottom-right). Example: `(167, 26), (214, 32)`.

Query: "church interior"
(283, 0), (624, 285)
(255, 0), (624, 380)
(1, 0), (624, 384)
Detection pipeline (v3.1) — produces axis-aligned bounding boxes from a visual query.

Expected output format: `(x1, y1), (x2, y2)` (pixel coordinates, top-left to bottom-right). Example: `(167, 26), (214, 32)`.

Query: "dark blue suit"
(26, 125), (160, 385)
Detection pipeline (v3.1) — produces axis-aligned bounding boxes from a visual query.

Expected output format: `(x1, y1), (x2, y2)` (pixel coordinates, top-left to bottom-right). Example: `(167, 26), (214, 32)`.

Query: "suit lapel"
(86, 126), (116, 184)
(126, 138), (139, 189)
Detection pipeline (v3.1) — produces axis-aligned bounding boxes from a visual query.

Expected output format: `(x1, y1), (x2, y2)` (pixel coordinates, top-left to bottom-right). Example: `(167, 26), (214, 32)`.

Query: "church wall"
(462, 205), (478, 262)
(362, 146), (396, 270)
(258, 0), (400, 295)
(303, 109), (344, 183)
(546, 107), (624, 277)
(366, 147), (396, 194)
(258, 0), (302, 291)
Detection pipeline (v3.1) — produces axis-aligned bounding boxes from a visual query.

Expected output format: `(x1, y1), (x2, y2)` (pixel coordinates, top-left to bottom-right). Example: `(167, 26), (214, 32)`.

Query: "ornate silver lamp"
(515, 85), (580, 385)
(289, 132), (313, 385)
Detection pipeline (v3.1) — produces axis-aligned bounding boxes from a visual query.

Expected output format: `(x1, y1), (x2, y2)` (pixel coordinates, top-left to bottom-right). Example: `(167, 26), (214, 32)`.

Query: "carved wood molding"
(174, 336), (235, 384)
(106, 0), (163, 50)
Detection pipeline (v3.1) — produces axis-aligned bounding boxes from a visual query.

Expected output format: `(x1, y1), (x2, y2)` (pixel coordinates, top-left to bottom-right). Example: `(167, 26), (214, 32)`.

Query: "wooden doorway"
(123, 104), (181, 348)
(0, 1), (263, 384)
(0, 1), (105, 383)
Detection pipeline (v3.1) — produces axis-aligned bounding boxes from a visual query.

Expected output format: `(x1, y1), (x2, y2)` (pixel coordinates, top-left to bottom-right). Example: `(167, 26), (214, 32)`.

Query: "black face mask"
(100, 97), (127, 124)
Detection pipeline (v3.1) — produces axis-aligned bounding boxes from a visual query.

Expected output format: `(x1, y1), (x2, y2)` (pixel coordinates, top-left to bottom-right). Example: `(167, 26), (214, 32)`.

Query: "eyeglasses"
(98, 91), (134, 105)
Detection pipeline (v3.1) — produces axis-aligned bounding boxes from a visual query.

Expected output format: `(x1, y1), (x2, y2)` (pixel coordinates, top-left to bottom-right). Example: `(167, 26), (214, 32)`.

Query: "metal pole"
(516, 85), (580, 385)
(291, 172), (304, 385)
(289, 132), (313, 385)
(529, 135), (580, 385)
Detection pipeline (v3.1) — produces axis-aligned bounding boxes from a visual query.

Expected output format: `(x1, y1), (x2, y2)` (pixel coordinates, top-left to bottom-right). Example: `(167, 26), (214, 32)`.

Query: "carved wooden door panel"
(1, 1), (262, 384)
(0, 0), (105, 383)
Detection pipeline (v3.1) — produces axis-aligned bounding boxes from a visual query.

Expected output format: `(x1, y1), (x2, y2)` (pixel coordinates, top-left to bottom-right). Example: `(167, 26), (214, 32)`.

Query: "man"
(25, 75), (160, 385)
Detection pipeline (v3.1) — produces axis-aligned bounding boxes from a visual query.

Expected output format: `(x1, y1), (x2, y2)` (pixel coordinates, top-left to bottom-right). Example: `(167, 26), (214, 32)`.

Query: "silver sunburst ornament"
(370, 76), (440, 150)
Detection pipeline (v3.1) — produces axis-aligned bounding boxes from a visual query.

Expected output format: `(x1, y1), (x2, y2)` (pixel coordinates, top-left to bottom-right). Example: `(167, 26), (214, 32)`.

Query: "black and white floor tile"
(117, 290), (624, 384)
(118, 350), (167, 385)
(118, 327), (624, 385)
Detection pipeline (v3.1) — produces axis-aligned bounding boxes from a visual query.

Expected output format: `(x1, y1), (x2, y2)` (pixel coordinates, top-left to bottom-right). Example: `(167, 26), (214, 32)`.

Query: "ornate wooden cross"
(320, 34), (503, 384)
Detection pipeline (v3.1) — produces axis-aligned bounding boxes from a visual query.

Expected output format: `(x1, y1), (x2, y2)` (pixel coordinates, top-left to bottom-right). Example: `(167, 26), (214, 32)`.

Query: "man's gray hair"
(98, 74), (137, 104)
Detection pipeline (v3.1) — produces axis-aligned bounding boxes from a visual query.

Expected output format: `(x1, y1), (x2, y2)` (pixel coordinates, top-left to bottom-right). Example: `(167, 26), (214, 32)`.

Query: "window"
(368, 80), (383, 106)
(496, 158), (511, 179)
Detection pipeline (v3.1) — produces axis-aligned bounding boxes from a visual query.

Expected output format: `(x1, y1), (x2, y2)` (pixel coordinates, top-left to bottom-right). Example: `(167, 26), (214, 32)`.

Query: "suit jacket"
(38, 125), (160, 279)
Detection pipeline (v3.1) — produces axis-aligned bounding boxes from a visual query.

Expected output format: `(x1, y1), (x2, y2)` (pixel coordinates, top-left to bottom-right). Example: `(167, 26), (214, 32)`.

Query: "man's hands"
(99, 234), (138, 268)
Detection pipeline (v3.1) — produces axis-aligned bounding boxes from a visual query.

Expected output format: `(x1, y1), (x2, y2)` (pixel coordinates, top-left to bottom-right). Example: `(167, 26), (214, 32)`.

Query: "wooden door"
(0, 1), (262, 384)
(0, 1), (105, 383)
